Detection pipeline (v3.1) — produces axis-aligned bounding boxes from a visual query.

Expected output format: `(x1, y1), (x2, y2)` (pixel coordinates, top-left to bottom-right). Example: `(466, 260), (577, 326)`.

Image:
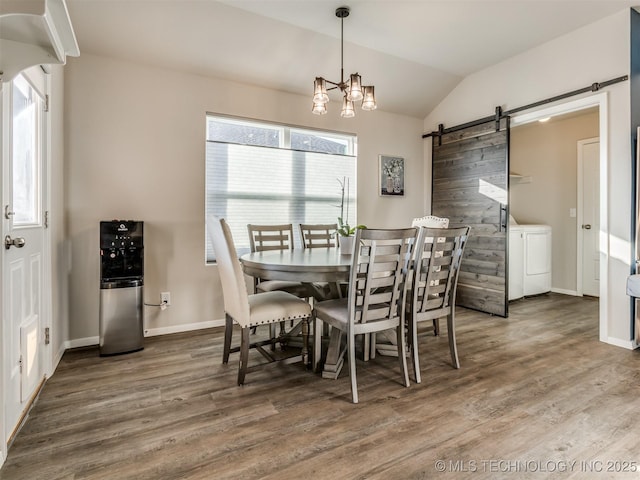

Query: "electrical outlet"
(161, 292), (171, 306)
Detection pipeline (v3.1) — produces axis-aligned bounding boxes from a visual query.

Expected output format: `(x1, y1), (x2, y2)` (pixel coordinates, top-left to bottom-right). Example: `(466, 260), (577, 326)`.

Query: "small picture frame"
(379, 155), (404, 196)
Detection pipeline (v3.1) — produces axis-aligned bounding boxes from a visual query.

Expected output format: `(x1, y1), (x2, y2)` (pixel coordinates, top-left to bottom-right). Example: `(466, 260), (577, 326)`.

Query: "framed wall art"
(379, 155), (404, 196)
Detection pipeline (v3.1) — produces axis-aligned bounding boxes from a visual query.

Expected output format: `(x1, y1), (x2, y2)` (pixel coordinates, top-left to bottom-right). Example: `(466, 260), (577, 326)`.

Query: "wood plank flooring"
(2, 293), (639, 479)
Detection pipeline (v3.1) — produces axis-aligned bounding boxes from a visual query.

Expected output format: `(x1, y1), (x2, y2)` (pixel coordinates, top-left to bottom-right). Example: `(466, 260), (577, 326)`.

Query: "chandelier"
(312, 6), (377, 117)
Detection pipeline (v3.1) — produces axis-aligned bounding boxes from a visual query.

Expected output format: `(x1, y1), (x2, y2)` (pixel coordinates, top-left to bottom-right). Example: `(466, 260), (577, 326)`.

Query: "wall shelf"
(510, 173), (532, 184)
(0, 0), (79, 84)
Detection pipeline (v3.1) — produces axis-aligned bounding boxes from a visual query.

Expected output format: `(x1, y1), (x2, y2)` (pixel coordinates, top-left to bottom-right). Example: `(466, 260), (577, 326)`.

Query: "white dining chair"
(207, 216), (313, 385)
(411, 215), (449, 228)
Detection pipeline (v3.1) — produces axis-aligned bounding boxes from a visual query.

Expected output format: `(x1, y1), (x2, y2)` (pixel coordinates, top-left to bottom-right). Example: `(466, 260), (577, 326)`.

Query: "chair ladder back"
(299, 223), (337, 249)
(248, 224), (294, 253)
(415, 226), (470, 313)
(350, 228), (417, 329)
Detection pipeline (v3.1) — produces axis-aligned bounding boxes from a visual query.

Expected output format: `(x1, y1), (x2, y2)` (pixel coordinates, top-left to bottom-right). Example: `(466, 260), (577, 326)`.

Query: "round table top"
(240, 248), (351, 282)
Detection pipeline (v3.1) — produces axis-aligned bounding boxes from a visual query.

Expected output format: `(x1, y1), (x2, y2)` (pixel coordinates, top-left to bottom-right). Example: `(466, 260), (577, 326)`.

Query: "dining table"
(240, 247), (351, 379)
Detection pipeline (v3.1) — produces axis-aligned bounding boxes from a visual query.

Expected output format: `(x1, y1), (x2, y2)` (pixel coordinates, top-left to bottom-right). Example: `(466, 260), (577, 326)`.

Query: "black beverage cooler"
(99, 220), (144, 356)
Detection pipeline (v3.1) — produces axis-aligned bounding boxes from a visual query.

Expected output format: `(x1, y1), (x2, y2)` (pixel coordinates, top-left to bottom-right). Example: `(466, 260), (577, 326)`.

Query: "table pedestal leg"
(321, 327), (345, 379)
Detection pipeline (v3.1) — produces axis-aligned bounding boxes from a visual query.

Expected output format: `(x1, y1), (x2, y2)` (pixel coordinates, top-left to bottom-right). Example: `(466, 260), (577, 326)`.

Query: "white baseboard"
(551, 287), (579, 296)
(65, 336), (99, 349)
(604, 336), (638, 350)
(53, 343), (66, 370)
(63, 319), (226, 348)
(144, 319), (225, 337)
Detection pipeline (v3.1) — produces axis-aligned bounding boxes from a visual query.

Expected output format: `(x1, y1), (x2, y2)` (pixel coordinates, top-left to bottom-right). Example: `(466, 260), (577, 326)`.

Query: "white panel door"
(579, 139), (600, 297)
(2, 68), (47, 441)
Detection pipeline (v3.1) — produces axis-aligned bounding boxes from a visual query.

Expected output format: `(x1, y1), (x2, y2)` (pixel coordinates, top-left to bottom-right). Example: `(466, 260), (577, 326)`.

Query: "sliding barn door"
(432, 118), (510, 317)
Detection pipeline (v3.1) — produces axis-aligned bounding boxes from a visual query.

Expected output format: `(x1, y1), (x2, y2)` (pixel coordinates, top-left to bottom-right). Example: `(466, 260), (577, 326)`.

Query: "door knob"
(4, 235), (26, 250)
(582, 224), (592, 230)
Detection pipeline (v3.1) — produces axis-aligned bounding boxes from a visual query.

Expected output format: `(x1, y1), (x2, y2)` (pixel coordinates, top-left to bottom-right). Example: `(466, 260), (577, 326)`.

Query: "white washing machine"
(509, 219), (552, 301)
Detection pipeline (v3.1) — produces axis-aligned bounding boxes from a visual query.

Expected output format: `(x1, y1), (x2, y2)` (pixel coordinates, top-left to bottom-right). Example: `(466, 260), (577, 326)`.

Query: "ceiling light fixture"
(312, 6), (376, 117)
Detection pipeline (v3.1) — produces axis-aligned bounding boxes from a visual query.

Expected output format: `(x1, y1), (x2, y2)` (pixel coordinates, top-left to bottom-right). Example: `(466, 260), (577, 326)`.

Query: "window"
(12, 74), (43, 226)
(205, 115), (357, 262)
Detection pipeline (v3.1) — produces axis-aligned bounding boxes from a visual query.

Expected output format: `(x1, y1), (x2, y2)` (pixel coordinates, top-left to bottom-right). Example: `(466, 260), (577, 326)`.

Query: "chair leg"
(223, 313), (233, 364)
(301, 316), (310, 367)
(363, 333), (370, 362)
(313, 313), (322, 373)
(348, 332), (358, 404)
(369, 333), (376, 360)
(396, 322), (410, 388)
(237, 327), (250, 385)
(409, 316), (421, 384)
(269, 323), (277, 351)
(433, 318), (440, 336)
(447, 310), (460, 369)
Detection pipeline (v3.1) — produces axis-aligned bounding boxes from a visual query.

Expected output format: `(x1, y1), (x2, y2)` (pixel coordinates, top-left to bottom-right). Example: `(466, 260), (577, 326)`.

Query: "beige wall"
(64, 53), (425, 342)
(424, 8), (632, 345)
(510, 111), (599, 293)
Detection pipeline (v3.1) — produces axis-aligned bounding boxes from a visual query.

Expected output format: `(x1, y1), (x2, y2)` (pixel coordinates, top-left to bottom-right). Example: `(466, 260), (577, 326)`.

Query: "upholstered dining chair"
(407, 226), (470, 383)
(299, 223), (338, 249)
(207, 216), (313, 385)
(313, 227), (417, 403)
(411, 215), (449, 228)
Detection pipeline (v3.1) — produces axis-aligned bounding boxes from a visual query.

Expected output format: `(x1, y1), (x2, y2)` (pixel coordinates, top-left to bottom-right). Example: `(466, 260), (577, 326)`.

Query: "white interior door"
(2, 67), (48, 442)
(578, 138), (600, 297)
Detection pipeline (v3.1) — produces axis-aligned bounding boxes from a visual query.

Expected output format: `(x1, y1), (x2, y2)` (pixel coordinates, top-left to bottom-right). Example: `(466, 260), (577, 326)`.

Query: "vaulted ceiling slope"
(65, 0), (638, 118)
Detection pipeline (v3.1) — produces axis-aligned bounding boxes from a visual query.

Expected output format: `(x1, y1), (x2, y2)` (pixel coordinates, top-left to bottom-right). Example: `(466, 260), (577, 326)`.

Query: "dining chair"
(299, 223), (338, 249)
(207, 216), (313, 385)
(247, 223), (313, 343)
(299, 223), (340, 301)
(313, 227), (417, 403)
(247, 223), (311, 297)
(407, 225), (470, 383)
(411, 215), (449, 228)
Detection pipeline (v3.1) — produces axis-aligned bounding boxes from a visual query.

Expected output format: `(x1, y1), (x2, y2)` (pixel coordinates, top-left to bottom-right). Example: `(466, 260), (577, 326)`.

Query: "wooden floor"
(2, 293), (639, 479)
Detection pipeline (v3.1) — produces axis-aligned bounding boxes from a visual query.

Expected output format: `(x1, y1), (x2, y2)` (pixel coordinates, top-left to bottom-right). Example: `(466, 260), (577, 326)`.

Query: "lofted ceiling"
(65, 0), (638, 118)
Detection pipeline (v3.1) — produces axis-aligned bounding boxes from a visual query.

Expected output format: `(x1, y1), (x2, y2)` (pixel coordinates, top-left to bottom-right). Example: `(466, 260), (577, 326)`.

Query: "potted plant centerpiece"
(336, 177), (366, 255)
(337, 217), (366, 255)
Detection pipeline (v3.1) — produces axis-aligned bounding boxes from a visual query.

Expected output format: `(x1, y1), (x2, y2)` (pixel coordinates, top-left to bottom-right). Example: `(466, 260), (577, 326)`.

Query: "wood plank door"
(431, 118), (509, 317)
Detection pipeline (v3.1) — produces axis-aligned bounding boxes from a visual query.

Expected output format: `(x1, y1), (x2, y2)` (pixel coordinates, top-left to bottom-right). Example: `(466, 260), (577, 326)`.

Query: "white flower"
(382, 158), (403, 178)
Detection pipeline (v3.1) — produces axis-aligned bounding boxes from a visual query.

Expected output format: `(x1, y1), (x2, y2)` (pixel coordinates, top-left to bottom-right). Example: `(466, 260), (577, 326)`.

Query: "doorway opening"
(510, 93), (608, 341)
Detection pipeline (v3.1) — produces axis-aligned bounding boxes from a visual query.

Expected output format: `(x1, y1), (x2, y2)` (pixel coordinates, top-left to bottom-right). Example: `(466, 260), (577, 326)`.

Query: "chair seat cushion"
(256, 280), (310, 298)
(247, 291), (312, 327)
(314, 298), (348, 330)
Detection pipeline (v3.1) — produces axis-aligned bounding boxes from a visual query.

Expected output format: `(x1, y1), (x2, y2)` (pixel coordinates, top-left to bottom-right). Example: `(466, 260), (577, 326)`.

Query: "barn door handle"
(4, 235), (26, 250)
(499, 204), (508, 232)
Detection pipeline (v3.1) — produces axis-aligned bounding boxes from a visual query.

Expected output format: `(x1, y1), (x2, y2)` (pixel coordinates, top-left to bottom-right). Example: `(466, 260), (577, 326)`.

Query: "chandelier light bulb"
(313, 77), (329, 104)
(347, 73), (363, 102)
(341, 96), (355, 118)
(312, 100), (328, 115)
(361, 86), (377, 111)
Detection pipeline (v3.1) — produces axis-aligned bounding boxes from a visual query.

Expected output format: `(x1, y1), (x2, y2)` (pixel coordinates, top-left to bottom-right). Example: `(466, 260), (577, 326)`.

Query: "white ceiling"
(65, 0), (638, 118)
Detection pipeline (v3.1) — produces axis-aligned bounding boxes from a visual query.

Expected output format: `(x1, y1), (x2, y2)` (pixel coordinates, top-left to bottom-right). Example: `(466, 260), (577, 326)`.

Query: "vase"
(393, 176), (402, 193)
(339, 235), (355, 255)
(386, 176), (394, 193)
